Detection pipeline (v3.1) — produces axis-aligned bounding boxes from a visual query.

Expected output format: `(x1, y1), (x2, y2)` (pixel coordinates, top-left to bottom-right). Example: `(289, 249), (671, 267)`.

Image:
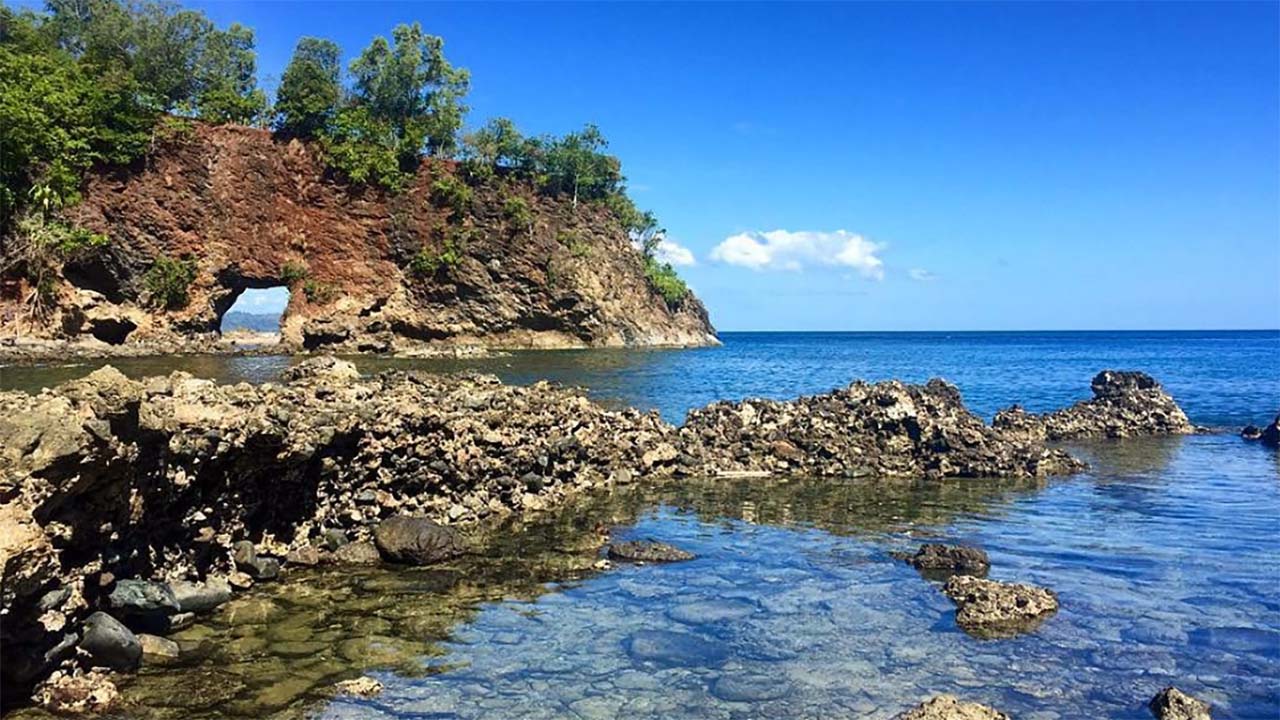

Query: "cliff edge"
(1, 123), (716, 353)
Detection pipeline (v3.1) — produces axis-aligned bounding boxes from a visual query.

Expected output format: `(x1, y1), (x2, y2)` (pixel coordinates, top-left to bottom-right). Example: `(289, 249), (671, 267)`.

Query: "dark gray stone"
(168, 579), (232, 614)
(107, 579), (179, 614)
(78, 611), (141, 671)
(373, 516), (463, 565)
(903, 543), (990, 579)
(232, 541), (280, 580)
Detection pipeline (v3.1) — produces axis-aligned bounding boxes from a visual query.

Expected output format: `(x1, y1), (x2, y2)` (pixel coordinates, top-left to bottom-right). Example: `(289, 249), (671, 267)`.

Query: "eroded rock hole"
(219, 287), (289, 336)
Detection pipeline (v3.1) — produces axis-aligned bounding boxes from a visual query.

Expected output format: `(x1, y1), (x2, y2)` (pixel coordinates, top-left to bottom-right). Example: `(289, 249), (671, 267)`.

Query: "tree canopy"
(1, 1), (687, 306)
(274, 37), (341, 139)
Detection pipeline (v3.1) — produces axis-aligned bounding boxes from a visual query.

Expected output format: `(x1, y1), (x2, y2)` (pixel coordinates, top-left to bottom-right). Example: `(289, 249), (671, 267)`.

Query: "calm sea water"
(4, 331), (1279, 719)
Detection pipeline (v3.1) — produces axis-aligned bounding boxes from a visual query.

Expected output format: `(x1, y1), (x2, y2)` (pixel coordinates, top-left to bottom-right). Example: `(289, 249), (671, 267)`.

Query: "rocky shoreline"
(0, 336), (503, 364)
(0, 362), (1201, 711)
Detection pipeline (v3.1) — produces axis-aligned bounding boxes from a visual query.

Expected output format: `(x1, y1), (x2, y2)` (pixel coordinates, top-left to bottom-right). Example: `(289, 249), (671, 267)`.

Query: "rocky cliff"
(1, 123), (716, 352)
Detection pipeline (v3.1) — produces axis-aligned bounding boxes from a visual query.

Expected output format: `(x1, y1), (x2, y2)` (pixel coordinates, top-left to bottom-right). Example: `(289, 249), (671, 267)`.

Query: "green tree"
(195, 22), (266, 124)
(348, 22), (469, 159)
(117, 1), (214, 111)
(0, 6), (153, 223)
(273, 36), (341, 139)
(463, 117), (532, 172)
(542, 124), (622, 207)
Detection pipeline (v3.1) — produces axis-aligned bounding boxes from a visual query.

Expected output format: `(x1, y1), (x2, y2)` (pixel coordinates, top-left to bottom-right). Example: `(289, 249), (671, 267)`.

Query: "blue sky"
(57, 2), (1280, 329)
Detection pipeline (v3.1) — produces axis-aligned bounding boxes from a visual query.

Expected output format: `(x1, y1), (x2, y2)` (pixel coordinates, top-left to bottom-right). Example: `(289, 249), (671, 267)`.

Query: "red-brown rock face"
(9, 123), (716, 351)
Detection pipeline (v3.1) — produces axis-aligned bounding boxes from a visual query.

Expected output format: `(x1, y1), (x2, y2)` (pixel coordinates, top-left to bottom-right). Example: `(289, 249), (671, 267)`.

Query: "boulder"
(902, 544), (990, 578)
(374, 516), (464, 565)
(941, 575), (1058, 639)
(168, 578), (232, 614)
(77, 612), (141, 671)
(285, 546), (324, 567)
(320, 529), (350, 551)
(608, 540), (695, 563)
(105, 579), (180, 632)
(137, 633), (180, 662)
(282, 356), (359, 383)
(232, 541), (280, 581)
(1149, 687), (1212, 720)
(1240, 425), (1262, 441)
(893, 695), (1011, 720)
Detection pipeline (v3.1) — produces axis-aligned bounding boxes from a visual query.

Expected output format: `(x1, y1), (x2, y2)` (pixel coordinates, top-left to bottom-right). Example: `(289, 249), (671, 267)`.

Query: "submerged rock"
(941, 575), (1058, 639)
(902, 543), (990, 578)
(32, 670), (120, 715)
(624, 629), (729, 668)
(994, 370), (1195, 441)
(893, 695), (1011, 719)
(78, 612), (141, 671)
(667, 598), (756, 625)
(373, 516), (464, 565)
(710, 673), (793, 702)
(607, 540), (695, 563)
(1149, 687), (1212, 720)
(333, 676), (383, 698)
(137, 633), (181, 662)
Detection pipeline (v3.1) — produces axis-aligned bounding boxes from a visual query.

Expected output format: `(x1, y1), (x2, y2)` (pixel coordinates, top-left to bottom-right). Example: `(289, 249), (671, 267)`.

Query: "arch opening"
(220, 286), (289, 341)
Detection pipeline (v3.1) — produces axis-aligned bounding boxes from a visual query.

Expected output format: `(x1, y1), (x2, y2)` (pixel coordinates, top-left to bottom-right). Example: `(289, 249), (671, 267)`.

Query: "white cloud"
(654, 238), (696, 267)
(908, 268), (937, 281)
(710, 229), (884, 279)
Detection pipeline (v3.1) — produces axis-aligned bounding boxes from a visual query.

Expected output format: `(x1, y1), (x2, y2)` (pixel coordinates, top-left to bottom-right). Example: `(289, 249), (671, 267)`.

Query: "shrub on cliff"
(644, 256), (689, 308)
(2, 211), (109, 320)
(142, 256), (198, 310)
(431, 176), (472, 219)
(320, 106), (408, 191)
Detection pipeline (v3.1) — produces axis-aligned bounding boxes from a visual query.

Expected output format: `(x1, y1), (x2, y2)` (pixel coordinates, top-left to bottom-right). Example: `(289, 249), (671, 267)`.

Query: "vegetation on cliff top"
(1, 0), (690, 312)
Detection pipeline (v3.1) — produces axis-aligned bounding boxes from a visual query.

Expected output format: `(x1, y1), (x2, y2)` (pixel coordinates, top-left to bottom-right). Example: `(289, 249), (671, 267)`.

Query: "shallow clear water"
(3, 330), (1278, 425)
(316, 437), (1279, 720)
(5, 332), (1279, 718)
